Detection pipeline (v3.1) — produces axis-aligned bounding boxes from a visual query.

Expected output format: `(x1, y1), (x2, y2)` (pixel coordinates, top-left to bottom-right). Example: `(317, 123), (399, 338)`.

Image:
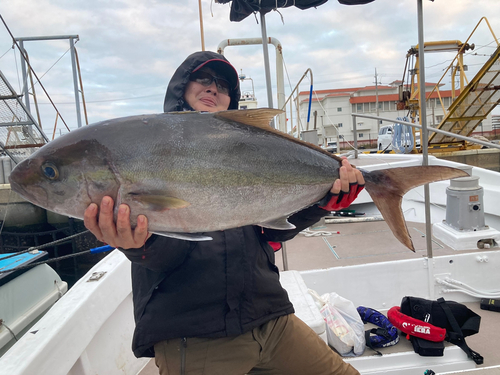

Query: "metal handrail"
(352, 113), (500, 151)
(281, 68), (313, 133)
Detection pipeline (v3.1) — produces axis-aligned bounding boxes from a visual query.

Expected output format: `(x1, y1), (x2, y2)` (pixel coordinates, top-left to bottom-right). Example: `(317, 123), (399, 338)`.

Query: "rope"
(300, 228), (340, 237)
(0, 319), (18, 341)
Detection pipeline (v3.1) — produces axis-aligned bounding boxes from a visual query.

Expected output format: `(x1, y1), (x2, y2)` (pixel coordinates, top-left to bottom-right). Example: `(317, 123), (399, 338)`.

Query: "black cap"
(192, 58), (239, 92)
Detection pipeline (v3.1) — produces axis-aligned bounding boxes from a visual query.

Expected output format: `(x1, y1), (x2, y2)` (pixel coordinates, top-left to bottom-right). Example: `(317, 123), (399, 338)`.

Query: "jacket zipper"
(180, 337), (187, 375)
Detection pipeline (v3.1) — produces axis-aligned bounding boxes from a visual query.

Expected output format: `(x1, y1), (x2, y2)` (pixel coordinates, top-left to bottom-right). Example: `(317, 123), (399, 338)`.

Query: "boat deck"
(140, 219), (500, 374)
(276, 219), (456, 270)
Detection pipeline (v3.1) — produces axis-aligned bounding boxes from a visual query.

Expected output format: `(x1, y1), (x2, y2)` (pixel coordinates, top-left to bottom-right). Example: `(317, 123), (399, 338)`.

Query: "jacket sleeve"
(119, 234), (193, 273)
(260, 204), (328, 243)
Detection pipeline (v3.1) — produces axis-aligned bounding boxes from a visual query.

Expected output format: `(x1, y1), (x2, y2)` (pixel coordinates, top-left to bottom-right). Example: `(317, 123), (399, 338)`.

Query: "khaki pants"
(154, 314), (359, 375)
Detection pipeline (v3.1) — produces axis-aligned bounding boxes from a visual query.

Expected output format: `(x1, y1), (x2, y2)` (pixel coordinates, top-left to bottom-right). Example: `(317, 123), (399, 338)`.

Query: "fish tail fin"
(363, 166), (468, 251)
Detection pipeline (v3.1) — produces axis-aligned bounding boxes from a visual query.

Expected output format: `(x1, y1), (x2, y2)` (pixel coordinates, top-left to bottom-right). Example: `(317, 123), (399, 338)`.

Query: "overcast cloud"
(1, 0), (499, 136)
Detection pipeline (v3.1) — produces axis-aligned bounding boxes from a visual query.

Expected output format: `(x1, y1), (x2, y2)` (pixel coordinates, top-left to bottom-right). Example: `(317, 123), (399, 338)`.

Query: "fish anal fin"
(363, 166), (469, 251)
(152, 231), (212, 241)
(129, 193), (190, 211)
(258, 217), (296, 230)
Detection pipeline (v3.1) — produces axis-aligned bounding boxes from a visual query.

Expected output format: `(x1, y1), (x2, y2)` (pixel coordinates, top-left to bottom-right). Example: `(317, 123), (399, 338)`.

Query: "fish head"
(9, 136), (120, 219)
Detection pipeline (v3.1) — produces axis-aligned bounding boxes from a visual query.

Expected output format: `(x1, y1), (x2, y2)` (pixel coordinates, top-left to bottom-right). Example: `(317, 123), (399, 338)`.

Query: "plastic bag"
(309, 289), (366, 356)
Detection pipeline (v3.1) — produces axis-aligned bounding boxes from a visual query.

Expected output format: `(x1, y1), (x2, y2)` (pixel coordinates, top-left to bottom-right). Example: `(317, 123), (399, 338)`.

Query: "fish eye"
(41, 163), (59, 180)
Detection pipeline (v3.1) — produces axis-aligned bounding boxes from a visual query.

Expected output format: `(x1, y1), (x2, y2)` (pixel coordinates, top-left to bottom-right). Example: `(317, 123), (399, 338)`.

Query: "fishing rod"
(0, 231), (114, 274)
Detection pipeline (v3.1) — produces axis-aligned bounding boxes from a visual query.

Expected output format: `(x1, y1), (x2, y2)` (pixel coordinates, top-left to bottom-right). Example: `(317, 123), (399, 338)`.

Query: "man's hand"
(84, 196), (151, 249)
(319, 157), (365, 211)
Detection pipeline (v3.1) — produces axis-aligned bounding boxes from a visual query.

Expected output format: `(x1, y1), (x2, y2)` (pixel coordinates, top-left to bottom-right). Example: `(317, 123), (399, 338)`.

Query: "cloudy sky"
(1, 0), (499, 137)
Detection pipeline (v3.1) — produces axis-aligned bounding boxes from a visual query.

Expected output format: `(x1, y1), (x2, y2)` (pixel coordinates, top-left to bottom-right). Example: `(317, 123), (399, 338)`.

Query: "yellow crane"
(398, 17), (500, 152)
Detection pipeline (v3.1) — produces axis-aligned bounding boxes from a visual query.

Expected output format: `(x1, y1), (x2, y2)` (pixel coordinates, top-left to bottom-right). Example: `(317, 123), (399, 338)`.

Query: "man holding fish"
(9, 48), (466, 373)
(84, 51), (363, 374)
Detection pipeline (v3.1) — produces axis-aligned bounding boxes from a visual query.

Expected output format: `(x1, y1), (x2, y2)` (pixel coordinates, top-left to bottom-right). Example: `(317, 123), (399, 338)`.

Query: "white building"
(298, 81), (493, 148)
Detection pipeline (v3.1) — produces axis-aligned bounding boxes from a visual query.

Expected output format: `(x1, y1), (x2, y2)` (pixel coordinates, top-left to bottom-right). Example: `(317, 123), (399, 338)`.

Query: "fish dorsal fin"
(215, 108), (342, 163)
(167, 110), (201, 115)
(215, 108), (283, 128)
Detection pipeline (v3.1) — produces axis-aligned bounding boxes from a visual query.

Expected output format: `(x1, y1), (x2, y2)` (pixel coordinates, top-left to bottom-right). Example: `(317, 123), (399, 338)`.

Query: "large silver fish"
(9, 108), (467, 250)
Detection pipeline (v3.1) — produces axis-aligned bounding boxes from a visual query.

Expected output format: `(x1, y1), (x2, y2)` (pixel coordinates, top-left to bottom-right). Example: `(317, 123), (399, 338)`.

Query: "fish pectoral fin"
(129, 194), (190, 211)
(151, 231), (213, 241)
(258, 217), (296, 230)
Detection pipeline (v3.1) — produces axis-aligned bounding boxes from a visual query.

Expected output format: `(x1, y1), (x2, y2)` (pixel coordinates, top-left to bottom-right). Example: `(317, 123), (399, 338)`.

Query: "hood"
(163, 51), (241, 112)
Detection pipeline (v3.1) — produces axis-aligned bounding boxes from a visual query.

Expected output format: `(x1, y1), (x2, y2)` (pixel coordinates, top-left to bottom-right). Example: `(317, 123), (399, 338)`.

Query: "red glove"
(319, 182), (365, 211)
(268, 241), (282, 252)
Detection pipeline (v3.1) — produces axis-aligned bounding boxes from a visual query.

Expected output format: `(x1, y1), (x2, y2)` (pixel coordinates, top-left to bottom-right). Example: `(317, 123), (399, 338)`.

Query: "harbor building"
(297, 81), (495, 148)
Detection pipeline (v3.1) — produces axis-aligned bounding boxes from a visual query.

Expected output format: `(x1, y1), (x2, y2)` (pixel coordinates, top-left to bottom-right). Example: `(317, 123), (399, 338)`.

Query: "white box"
(280, 270), (327, 343)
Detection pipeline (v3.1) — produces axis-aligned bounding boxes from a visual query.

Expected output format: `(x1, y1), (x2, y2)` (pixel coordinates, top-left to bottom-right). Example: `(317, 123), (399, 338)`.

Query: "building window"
(337, 107), (342, 112)
(357, 104), (362, 111)
(338, 123), (343, 127)
(358, 133), (364, 138)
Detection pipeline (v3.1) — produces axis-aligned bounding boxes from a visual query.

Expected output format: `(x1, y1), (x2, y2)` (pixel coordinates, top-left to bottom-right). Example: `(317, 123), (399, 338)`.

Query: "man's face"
(184, 67), (232, 112)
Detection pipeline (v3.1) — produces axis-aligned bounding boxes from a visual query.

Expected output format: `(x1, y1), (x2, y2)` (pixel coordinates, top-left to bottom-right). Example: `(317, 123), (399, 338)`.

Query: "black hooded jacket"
(121, 51), (330, 358)
(163, 51), (241, 112)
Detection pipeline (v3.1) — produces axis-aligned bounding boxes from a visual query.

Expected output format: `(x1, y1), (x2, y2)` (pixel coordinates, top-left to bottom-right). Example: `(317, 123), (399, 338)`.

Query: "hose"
(436, 277), (500, 299)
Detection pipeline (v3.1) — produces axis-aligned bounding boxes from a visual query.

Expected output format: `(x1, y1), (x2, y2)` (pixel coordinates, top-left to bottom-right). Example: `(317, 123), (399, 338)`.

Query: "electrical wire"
(0, 46), (12, 60)
(31, 46), (72, 88)
(281, 54), (304, 134)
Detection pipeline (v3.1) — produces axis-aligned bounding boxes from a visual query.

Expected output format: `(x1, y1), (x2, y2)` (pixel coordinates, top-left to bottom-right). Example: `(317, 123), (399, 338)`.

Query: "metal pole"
(74, 48), (89, 125)
(18, 40), (31, 114)
(69, 37), (82, 128)
(281, 243), (289, 271)
(198, 0), (205, 51)
(417, 0), (432, 256)
(260, 12), (274, 112)
(353, 115), (358, 159)
(375, 67), (380, 133)
(417, 0), (435, 298)
(307, 85), (313, 131)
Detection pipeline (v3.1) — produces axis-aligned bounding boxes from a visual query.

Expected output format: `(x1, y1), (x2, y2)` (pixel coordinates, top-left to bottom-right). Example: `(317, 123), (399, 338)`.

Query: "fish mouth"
(9, 161), (50, 207)
(9, 177), (49, 207)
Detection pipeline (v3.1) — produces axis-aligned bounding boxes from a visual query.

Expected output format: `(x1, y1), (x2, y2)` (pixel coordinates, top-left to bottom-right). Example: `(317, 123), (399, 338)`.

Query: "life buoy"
(388, 306), (446, 342)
